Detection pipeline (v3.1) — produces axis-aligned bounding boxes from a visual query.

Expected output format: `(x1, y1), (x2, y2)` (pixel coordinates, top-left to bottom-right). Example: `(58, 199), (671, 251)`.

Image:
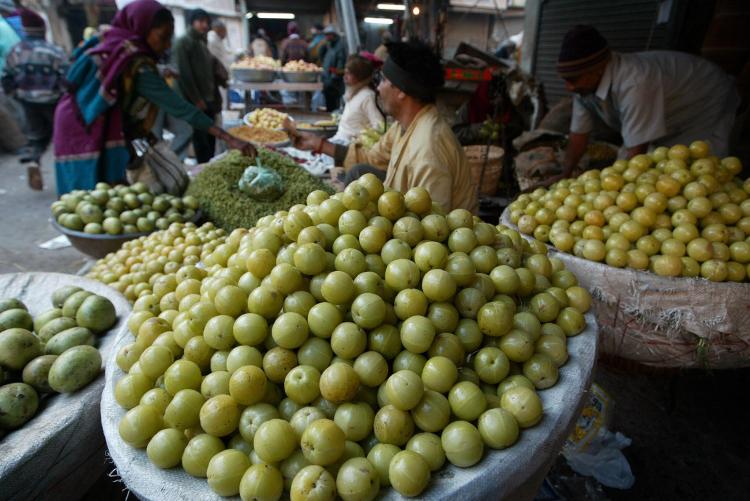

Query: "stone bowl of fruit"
(51, 183), (201, 259)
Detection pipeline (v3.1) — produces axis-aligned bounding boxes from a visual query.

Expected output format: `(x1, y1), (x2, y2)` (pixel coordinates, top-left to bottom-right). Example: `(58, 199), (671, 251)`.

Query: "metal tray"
(232, 67), (277, 82)
(51, 210), (202, 259)
(296, 122), (339, 138)
(281, 71), (321, 83)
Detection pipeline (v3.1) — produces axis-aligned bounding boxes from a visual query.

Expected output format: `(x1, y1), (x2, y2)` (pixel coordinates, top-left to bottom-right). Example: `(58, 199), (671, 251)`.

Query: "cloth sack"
(126, 139), (189, 195)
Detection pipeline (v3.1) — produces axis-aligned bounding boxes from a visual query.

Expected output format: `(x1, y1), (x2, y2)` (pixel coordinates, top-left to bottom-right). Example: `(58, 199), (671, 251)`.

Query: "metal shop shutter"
(534, 0), (669, 105)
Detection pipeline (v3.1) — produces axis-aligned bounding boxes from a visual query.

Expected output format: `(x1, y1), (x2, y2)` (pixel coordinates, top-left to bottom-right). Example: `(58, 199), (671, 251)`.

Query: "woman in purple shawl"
(53, 0), (254, 195)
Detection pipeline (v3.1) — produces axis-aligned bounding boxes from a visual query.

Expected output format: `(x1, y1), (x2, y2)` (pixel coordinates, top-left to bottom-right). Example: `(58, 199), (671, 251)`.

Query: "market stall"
(66, 165), (599, 500)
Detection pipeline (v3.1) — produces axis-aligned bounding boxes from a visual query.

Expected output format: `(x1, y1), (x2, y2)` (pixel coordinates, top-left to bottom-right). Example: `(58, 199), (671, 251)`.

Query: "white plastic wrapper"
(0, 272), (131, 501)
(101, 313), (598, 501)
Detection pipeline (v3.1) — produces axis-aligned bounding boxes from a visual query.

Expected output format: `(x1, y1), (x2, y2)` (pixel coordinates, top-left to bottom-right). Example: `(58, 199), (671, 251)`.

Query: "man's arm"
(562, 132), (590, 178)
(525, 132), (589, 191)
(412, 162), (452, 212)
(288, 119), (394, 170)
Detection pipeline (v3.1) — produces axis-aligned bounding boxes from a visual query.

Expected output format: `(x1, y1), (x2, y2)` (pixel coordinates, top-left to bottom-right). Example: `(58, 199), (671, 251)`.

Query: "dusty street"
(0, 151), (88, 275)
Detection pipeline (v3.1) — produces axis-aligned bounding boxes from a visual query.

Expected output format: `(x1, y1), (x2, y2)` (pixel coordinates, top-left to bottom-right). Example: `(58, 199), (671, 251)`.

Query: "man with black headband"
(290, 41), (477, 213)
(547, 25), (739, 187)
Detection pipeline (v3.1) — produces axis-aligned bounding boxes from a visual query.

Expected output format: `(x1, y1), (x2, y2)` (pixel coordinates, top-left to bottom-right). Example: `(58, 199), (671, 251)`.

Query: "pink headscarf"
(359, 51), (384, 70)
(88, 0), (168, 97)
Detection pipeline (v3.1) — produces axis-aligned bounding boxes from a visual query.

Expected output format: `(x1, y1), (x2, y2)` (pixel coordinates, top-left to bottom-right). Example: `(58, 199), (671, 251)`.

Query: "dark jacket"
(172, 27), (217, 111)
(280, 35), (308, 64)
(319, 36), (347, 87)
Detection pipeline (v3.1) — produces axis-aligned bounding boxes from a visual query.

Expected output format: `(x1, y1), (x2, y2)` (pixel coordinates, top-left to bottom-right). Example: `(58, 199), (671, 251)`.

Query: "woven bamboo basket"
(463, 145), (504, 196)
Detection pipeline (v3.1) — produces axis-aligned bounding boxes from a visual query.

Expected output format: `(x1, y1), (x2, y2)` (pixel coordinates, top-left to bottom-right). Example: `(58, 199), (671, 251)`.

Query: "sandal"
(27, 163), (43, 191)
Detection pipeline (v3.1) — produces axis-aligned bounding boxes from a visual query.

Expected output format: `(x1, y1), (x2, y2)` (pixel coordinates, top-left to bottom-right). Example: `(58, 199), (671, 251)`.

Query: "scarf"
(88, 0), (164, 101)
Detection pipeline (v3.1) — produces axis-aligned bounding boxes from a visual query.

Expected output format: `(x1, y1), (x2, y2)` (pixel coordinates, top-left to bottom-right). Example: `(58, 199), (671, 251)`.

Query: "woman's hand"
(226, 136), (257, 158)
(208, 125), (256, 158)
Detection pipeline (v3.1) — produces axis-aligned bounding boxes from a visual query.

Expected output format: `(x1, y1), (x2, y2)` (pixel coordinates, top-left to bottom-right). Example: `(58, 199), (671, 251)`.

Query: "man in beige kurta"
(341, 104), (477, 213)
(288, 41), (478, 214)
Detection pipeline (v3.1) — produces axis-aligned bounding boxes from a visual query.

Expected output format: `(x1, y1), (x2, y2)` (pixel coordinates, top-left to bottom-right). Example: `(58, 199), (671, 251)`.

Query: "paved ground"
(595, 360), (750, 501)
(2, 147), (749, 501)
(0, 151), (90, 275)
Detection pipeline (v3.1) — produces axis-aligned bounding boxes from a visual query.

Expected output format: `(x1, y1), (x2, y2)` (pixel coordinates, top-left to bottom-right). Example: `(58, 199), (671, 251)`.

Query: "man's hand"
(292, 132), (323, 152)
(283, 117), (297, 135)
(329, 167), (345, 191)
(196, 99), (207, 111)
(625, 143), (648, 159)
(524, 174), (564, 193)
(329, 166), (344, 181)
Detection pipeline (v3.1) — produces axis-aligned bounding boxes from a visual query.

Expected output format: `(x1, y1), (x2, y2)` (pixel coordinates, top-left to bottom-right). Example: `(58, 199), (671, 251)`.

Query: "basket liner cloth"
(102, 311), (598, 501)
(0, 272), (131, 501)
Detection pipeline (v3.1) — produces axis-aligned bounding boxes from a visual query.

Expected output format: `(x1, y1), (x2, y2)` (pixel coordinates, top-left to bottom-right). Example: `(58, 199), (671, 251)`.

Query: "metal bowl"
(296, 123), (338, 138)
(52, 220), (148, 259)
(243, 113), (282, 129)
(51, 210), (202, 259)
(232, 67), (277, 82)
(281, 71), (321, 83)
(255, 139), (291, 149)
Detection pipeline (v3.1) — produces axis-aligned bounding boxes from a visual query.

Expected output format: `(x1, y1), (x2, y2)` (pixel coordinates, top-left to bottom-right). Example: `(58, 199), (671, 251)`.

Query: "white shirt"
(571, 51), (739, 155)
(330, 86), (384, 144)
(207, 31), (233, 71)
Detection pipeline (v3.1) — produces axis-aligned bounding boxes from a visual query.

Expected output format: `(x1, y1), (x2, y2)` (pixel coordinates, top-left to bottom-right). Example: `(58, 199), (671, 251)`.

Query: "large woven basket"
(464, 145), (504, 196)
(500, 208), (750, 369)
